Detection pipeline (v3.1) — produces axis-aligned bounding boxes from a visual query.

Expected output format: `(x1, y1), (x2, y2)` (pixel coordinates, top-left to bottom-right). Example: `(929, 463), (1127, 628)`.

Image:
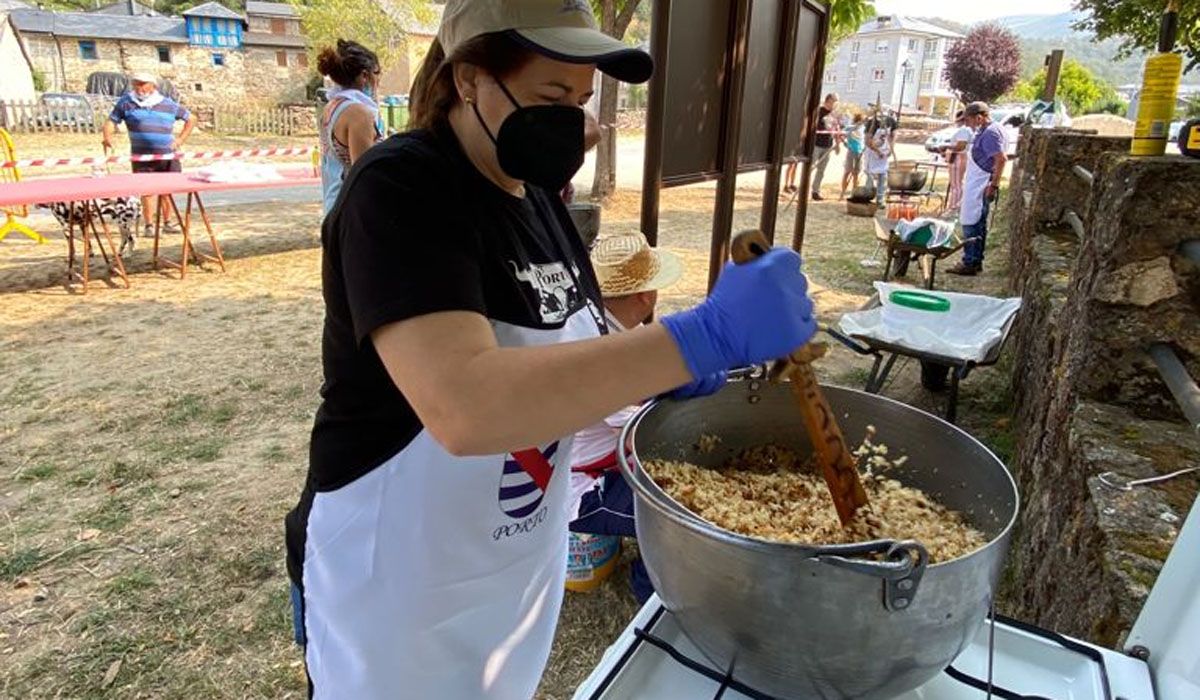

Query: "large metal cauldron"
(618, 381), (1018, 699)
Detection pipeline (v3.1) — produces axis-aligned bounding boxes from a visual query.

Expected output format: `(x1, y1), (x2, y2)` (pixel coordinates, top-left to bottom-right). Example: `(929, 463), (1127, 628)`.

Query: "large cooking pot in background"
(618, 381), (1019, 700)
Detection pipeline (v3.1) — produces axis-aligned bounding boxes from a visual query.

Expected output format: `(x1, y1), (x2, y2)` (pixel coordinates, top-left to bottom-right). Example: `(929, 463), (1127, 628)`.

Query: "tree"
(287, 0), (432, 80)
(31, 68), (48, 93)
(1073, 0), (1200, 74)
(1012, 59), (1121, 115)
(826, 0), (876, 58)
(1184, 94), (1200, 119)
(943, 24), (1022, 104)
(589, 0), (642, 202)
(1091, 96), (1130, 116)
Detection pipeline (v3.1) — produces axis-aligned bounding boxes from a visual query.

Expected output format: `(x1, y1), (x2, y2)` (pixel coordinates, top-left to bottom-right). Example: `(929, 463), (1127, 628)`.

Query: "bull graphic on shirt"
(509, 261), (585, 324)
(497, 442), (559, 519)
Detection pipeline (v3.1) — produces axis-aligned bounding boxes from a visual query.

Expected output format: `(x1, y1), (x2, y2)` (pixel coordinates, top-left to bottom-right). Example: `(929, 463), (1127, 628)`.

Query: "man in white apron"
(948, 102), (1008, 276)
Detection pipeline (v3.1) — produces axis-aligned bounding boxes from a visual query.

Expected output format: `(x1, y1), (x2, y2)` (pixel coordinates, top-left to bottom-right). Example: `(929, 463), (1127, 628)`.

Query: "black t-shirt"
(300, 127), (603, 494)
(866, 114), (898, 139)
(815, 106), (834, 148)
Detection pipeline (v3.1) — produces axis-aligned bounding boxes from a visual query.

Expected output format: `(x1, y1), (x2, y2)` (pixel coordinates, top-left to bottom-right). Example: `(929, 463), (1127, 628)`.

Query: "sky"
(871, 0), (1075, 25)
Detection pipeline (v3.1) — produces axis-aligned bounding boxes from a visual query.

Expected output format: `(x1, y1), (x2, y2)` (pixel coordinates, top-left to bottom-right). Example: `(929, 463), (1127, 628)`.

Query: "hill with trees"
(994, 12), (1200, 86)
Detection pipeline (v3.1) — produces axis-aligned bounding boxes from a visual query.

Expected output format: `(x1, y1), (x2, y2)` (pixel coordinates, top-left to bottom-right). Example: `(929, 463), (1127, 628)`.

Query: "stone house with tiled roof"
(10, 0), (311, 105)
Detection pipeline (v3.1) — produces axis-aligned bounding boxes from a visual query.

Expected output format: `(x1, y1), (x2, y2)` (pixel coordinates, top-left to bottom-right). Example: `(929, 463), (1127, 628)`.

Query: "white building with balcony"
(821, 15), (963, 116)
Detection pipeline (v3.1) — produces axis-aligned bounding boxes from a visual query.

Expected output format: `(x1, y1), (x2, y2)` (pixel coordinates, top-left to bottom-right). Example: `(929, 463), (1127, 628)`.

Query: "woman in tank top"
(317, 39), (384, 214)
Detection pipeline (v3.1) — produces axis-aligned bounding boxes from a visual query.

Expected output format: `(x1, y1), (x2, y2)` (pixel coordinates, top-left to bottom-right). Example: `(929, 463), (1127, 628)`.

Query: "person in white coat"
(864, 112), (893, 208)
(948, 102), (1008, 276)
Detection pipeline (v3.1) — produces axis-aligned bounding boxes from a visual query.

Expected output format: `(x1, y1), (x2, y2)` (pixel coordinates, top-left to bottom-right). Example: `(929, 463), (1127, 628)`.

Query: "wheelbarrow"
(825, 289), (1021, 424)
(872, 215), (964, 290)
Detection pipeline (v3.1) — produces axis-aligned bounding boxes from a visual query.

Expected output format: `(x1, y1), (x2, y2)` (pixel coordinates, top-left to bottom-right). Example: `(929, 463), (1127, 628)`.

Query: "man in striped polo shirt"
(102, 72), (196, 236)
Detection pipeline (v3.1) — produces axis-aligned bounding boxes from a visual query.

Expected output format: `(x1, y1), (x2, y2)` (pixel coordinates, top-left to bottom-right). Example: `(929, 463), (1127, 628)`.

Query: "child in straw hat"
(567, 232), (725, 602)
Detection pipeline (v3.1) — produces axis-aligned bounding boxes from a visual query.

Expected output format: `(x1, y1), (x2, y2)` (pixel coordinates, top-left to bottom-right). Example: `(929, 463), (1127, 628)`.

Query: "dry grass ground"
(0, 172), (1016, 698)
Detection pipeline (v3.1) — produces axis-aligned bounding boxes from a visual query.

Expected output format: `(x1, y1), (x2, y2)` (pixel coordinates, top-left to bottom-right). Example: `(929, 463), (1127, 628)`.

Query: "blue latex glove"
(661, 248), (816, 379)
(666, 370), (727, 400)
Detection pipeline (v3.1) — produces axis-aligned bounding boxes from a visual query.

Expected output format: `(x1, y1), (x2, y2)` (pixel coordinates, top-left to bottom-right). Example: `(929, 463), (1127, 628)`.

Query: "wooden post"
(638, 0), (672, 247)
(1042, 49), (1064, 103)
(706, 0), (753, 292)
(792, 0), (832, 256)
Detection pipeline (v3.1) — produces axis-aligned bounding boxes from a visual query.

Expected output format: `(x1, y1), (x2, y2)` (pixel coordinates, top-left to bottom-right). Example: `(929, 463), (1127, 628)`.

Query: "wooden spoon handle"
(729, 230), (869, 526)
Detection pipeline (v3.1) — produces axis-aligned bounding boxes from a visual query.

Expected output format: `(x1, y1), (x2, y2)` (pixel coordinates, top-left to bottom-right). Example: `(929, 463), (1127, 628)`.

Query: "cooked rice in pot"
(645, 441), (987, 563)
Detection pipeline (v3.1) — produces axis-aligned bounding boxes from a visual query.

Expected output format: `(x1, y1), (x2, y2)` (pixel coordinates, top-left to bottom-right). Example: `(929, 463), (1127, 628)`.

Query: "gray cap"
(438, 0), (653, 84)
(964, 101), (990, 116)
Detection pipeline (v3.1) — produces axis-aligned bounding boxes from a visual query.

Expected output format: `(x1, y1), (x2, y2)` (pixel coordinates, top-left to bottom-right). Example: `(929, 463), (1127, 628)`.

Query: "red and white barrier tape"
(3, 146), (314, 169)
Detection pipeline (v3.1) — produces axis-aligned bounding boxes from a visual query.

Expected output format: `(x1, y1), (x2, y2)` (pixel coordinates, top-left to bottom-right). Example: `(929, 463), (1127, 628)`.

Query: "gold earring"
(465, 96), (474, 104)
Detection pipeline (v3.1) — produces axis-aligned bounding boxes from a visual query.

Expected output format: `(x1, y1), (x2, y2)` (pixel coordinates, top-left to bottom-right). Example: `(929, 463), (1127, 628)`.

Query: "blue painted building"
(182, 1), (245, 49)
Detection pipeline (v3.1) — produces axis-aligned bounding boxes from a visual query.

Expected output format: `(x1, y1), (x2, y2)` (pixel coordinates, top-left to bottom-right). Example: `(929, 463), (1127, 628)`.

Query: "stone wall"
(240, 46), (309, 104)
(1006, 128), (1131, 290)
(1003, 129), (1200, 647)
(19, 34), (309, 106)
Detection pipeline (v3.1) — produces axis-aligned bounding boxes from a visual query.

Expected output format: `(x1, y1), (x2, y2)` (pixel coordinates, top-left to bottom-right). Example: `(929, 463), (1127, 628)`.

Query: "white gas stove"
(573, 597), (1152, 700)
(574, 495), (1200, 700)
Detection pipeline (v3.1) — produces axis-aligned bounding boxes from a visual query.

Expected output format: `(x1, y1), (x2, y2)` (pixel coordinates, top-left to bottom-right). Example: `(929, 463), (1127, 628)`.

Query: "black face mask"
(472, 80), (585, 192)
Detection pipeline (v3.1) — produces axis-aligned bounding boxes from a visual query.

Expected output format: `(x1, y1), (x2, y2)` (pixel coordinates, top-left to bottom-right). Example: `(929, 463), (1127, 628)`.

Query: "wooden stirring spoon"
(730, 230), (870, 526)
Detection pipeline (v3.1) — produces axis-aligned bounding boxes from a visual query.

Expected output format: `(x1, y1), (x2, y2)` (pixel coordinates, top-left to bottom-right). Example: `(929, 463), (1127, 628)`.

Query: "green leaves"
(827, 0), (877, 49)
(288, 0), (434, 76)
(1011, 59), (1122, 116)
(1074, 0), (1199, 74)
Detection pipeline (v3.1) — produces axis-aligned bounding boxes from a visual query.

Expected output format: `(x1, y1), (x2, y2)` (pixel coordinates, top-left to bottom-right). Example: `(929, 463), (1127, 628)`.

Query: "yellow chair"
(0, 128), (48, 244)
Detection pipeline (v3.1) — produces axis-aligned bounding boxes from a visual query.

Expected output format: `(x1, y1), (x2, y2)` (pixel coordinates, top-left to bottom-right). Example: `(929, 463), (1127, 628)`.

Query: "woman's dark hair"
(316, 39), (380, 89)
(409, 32), (535, 131)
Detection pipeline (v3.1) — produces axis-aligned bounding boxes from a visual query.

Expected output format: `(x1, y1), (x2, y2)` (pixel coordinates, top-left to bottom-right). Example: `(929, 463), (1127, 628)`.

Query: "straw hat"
(590, 232), (683, 297)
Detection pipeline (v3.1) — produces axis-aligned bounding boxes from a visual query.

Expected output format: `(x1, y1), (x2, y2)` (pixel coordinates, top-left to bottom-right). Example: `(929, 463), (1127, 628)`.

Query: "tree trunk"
(591, 74), (620, 201)
(589, 0), (640, 202)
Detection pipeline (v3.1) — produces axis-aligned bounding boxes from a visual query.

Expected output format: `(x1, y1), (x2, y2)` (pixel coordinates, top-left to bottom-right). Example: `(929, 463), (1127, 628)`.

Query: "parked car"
(923, 105), (1059, 157)
(35, 93), (96, 130)
(923, 125), (960, 154)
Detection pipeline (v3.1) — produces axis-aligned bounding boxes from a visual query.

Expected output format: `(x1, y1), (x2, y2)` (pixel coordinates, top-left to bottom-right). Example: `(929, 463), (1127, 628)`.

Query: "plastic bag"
(838, 282), (1022, 362)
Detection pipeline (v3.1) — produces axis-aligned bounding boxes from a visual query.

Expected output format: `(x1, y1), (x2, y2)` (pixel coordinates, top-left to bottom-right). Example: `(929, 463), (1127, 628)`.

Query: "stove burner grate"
(584, 606), (1116, 700)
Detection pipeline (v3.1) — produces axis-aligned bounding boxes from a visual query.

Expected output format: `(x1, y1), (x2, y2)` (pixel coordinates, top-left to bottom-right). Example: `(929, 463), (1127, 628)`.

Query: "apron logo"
(497, 442), (559, 519)
(509, 261), (585, 324)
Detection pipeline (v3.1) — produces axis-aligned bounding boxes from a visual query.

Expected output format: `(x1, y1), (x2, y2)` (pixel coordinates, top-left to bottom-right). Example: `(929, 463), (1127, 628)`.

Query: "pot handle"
(810, 539), (929, 612)
(727, 364), (769, 381)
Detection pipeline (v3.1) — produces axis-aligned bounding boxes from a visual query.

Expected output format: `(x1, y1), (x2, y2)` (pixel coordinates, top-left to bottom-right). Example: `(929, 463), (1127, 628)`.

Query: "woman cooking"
(284, 1), (818, 698)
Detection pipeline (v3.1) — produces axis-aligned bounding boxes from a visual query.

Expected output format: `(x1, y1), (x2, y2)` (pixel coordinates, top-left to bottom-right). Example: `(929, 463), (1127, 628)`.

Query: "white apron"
(960, 149), (991, 227)
(302, 308), (600, 699)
